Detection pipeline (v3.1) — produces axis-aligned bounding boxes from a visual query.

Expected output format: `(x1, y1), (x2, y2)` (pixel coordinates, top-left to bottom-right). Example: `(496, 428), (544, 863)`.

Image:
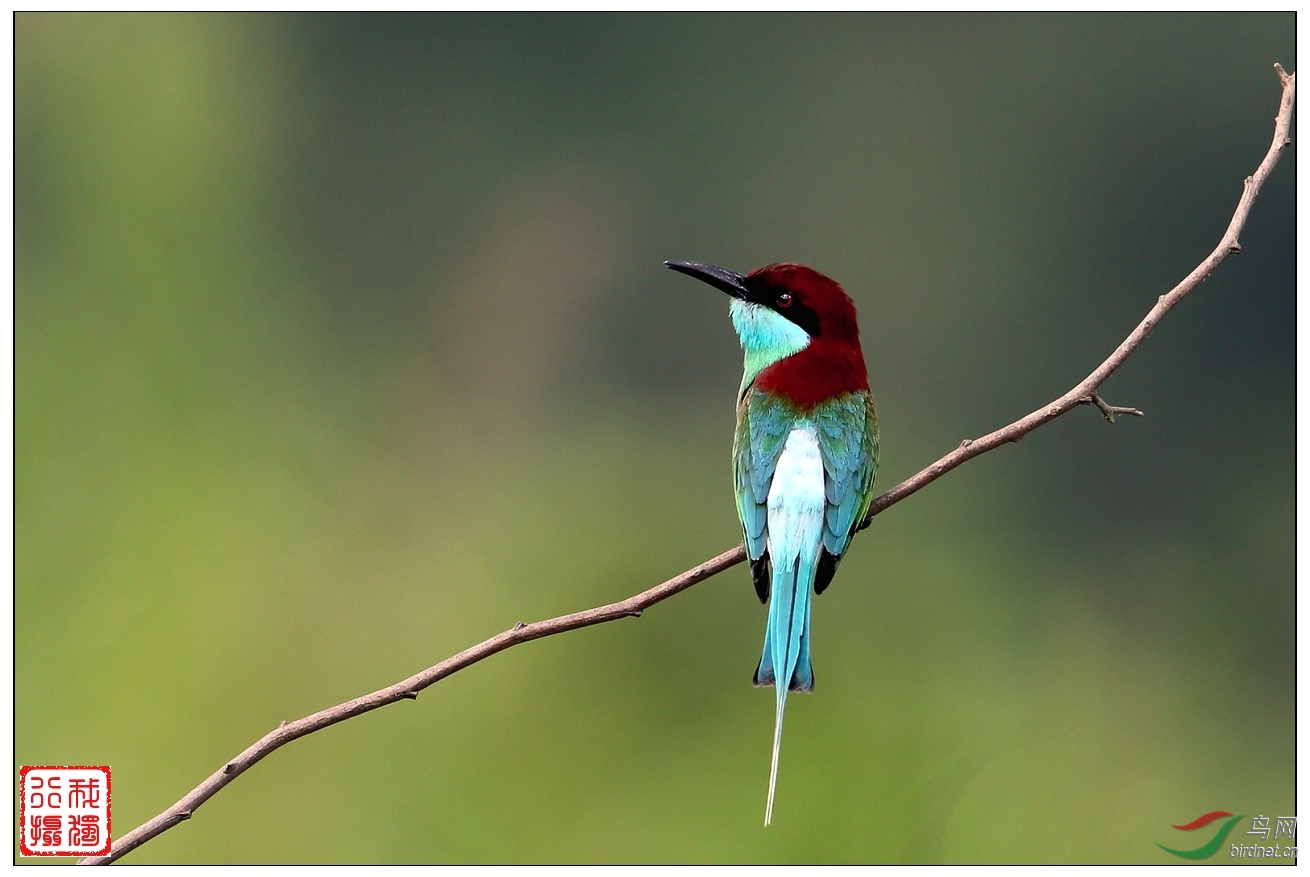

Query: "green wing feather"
(815, 391), (879, 561)
(733, 389), (796, 562)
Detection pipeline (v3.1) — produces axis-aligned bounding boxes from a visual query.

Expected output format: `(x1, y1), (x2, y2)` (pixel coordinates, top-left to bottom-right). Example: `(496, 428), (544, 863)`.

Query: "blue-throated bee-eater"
(666, 260), (879, 825)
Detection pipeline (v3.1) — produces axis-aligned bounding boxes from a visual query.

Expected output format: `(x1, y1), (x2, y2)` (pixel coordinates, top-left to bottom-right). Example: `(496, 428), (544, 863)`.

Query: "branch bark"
(79, 66), (1295, 865)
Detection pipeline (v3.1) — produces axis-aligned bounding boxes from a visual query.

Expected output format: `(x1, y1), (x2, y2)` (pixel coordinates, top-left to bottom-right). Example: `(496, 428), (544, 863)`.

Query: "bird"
(666, 260), (879, 825)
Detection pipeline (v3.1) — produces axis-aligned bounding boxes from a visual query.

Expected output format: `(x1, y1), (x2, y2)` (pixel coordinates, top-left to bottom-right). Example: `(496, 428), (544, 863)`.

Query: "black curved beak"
(665, 260), (750, 300)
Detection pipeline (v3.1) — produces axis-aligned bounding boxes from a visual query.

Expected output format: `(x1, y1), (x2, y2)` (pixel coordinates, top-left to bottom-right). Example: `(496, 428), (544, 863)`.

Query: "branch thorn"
(401, 691), (418, 700)
(513, 621), (527, 630)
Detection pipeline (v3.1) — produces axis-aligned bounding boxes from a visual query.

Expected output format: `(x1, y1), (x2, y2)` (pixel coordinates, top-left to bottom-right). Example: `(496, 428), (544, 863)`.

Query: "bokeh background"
(16, 13), (1295, 864)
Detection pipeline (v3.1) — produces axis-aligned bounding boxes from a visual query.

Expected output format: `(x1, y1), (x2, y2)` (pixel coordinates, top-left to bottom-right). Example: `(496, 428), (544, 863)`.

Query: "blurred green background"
(16, 13), (1295, 864)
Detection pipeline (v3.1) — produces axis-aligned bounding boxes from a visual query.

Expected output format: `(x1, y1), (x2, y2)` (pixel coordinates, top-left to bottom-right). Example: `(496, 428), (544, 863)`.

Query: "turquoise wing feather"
(733, 388), (796, 563)
(814, 391), (879, 561)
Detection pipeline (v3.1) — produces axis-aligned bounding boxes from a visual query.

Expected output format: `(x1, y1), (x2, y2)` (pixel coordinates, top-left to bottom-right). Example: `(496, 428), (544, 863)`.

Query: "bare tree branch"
(80, 66), (1295, 866)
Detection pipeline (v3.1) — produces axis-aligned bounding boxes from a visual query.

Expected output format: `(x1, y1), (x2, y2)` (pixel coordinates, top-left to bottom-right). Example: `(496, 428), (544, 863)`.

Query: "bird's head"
(665, 259), (861, 352)
(667, 259), (868, 400)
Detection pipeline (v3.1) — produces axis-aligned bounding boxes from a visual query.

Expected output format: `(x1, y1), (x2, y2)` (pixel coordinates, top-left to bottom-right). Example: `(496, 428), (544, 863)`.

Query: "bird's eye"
(777, 293), (793, 307)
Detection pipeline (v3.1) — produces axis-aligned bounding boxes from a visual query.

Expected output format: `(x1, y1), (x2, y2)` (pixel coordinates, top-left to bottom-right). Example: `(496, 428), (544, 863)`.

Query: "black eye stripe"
(742, 278), (820, 336)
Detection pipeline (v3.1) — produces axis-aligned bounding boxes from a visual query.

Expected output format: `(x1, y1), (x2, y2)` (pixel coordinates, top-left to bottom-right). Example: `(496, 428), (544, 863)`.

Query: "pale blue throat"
(730, 299), (812, 395)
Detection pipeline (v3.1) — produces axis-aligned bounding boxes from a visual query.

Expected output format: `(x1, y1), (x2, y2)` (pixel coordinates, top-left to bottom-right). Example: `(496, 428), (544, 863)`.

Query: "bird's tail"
(752, 553), (815, 825)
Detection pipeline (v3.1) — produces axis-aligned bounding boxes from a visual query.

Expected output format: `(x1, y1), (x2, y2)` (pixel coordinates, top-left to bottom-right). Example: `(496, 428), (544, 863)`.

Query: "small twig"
(1080, 394), (1145, 423)
(79, 66), (1295, 865)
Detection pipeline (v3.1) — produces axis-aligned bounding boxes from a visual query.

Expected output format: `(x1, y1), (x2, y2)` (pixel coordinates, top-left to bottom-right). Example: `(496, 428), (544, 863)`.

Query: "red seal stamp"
(18, 766), (111, 857)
